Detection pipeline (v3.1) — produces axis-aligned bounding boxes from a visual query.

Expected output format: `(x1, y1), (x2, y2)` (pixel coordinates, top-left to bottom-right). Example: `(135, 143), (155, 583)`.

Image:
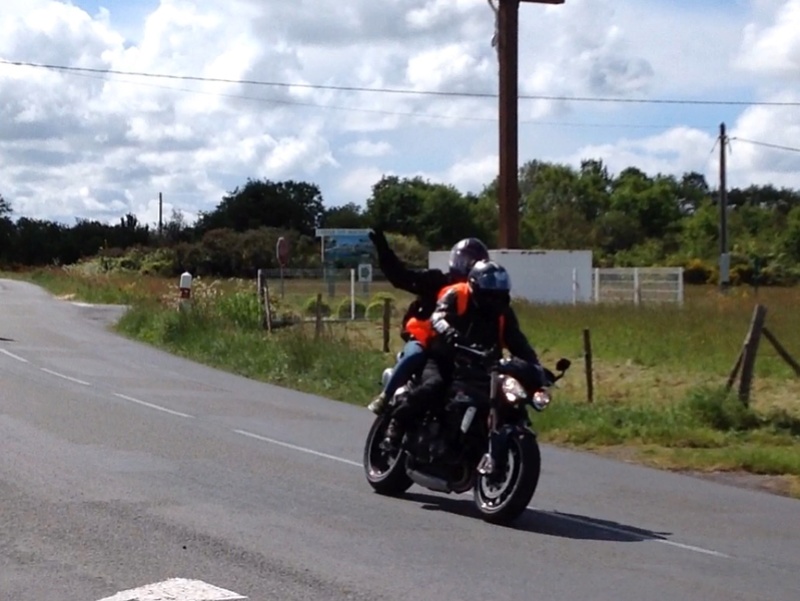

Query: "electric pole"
(158, 192), (163, 238)
(719, 123), (729, 291)
(495, 0), (565, 249)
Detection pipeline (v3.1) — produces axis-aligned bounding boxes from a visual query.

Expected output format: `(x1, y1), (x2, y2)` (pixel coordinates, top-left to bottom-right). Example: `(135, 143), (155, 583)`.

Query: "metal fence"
(259, 266), (685, 305)
(591, 267), (685, 305)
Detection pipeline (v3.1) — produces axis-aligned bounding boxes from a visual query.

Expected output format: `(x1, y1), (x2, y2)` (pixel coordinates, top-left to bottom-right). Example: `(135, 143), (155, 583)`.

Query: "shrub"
(303, 295), (331, 317)
(682, 386), (761, 432)
(336, 297), (366, 319)
(366, 301), (387, 320)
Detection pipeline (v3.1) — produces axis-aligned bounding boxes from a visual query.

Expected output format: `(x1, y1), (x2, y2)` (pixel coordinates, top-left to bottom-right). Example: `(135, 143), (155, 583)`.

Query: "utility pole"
(495, 0), (564, 249)
(158, 192), (163, 238)
(719, 123), (729, 291)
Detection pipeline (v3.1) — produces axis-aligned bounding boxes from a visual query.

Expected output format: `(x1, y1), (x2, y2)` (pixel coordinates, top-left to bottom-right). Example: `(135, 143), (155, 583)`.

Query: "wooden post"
(382, 298), (391, 353)
(314, 292), (323, 340)
(257, 268), (272, 332)
(583, 328), (594, 403)
(737, 304), (767, 406)
(725, 346), (744, 391)
(762, 327), (800, 376)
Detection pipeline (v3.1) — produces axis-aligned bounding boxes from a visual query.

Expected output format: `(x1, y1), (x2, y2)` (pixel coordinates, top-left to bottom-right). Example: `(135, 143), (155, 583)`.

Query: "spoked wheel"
(473, 431), (541, 525)
(363, 413), (413, 496)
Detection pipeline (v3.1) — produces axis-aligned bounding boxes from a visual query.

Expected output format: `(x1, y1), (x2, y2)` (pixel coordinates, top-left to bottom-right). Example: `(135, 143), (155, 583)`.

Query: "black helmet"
(448, 237), (490, 281)
(468, 260), (511, 313)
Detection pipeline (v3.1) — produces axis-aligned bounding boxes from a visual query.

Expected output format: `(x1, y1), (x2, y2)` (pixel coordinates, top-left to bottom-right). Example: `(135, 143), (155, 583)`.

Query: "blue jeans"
(383, 340), (427, 398)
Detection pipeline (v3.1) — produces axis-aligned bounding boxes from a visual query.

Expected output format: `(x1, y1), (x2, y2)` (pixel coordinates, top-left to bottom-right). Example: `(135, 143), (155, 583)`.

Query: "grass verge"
(4, 267), (799, 499)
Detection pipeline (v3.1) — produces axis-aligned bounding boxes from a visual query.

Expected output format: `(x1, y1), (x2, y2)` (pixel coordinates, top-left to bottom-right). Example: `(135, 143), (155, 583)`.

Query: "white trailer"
(428, 249), (594, 305)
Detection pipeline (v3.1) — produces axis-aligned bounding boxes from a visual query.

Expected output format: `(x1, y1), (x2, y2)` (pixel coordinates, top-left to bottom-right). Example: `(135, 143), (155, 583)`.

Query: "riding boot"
(368, 392), (387, 415)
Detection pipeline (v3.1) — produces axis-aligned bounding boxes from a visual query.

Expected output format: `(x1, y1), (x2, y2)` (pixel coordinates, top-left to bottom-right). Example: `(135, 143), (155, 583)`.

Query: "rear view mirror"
(555, 358), (571, 372)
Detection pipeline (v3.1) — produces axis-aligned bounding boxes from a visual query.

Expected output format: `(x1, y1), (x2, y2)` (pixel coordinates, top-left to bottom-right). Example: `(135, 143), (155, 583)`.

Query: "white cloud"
(737, 0), (800, 79)
(343, 140), (393, 158)
(0, 0), (798, 228)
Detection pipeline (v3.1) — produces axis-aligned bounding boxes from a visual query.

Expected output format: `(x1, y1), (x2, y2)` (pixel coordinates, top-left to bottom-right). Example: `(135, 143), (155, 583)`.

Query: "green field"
(6, 265), (800, 498)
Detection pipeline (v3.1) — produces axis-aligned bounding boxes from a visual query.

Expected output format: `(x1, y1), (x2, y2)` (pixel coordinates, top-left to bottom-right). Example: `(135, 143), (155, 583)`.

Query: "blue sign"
(316, 228), (375, 267)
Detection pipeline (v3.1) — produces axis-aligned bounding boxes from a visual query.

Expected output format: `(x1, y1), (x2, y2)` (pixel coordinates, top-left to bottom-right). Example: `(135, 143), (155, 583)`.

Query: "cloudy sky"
(1, 0), (799, 227)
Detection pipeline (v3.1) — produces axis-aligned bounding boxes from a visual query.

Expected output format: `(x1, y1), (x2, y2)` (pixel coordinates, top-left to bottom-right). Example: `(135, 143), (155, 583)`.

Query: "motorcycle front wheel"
(363, 413), (413, 496)
(473, 430), (541, 525)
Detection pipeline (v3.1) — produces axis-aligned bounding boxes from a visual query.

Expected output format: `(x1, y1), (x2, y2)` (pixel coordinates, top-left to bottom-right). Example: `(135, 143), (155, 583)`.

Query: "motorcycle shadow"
(405, 492), (672, 543)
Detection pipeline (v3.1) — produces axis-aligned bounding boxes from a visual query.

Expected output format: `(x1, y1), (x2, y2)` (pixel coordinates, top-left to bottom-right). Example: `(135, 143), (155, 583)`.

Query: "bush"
(303, 295), (331, 317)
(683, 258), (713, 285)
(366, 301), (387, 320)
(682, 386), (761, 432)
(336, 297), (366, 319)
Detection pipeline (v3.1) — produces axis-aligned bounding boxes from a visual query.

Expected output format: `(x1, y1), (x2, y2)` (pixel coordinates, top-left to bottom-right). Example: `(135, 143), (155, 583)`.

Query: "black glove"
(443, 328), (461, 347)
(369, 228), (390, 253)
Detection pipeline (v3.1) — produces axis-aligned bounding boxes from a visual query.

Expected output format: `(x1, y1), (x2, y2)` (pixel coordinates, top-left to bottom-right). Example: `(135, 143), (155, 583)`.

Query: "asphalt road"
(1, 278), (798, 601)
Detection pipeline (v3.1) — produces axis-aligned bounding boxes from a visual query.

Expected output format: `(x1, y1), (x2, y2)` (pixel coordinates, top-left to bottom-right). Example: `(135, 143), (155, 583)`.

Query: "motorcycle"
(363, 342), (571, 525)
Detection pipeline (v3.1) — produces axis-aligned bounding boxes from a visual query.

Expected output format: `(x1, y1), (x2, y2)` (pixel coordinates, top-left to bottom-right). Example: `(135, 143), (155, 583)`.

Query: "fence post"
(572, 268), (577, 305)
(594, 267), (600, 303)
(350, 268), (356, 320)
(738, 304), (767, 406)
(314, 292), (323, 340)
(677, 267), (685, 306)
(583, 328), (594, 403)
(382, 298), (391, 353)
(633, 267), (641, 305)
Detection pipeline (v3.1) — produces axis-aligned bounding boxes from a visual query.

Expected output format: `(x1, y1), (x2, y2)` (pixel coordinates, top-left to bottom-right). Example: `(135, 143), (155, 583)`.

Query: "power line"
(730, 137), (800, 153)
(2, 58), (800, 107)
(55, 68), (719, 131)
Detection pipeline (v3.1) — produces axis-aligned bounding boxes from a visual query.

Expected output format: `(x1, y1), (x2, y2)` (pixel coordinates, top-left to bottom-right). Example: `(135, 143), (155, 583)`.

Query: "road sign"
(358, 263), (373, 283)
(276, 236), (290, 267)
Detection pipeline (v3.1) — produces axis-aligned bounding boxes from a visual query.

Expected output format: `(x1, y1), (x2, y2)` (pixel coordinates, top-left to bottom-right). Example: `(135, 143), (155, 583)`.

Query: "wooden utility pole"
(718, 123), (729, 291)
(496, 0), (565, 249)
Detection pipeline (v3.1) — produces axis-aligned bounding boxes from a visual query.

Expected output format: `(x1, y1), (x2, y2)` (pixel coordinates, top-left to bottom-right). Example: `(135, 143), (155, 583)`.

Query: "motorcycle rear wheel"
(473, 430), (541, 525)
(363, 414), (413, 496)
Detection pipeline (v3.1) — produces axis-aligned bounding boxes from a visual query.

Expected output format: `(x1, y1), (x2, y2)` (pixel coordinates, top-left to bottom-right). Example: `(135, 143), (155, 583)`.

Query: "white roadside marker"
(95, 577), (247, 601)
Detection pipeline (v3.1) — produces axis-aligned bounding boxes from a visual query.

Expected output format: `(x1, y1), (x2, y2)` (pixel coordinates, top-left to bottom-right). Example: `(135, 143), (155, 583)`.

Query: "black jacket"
(373, 240), (452, 339)
(429, 286), (540, 365)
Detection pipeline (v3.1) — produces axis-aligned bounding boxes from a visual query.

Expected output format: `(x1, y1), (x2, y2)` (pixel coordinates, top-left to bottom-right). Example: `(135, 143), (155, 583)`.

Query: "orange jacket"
(404, 284), (458, 347)
(405, 282), (506, 348)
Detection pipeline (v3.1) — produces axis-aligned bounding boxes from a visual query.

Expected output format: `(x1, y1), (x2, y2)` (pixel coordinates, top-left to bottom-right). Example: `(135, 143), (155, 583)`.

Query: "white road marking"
(113, 392), (194, 418)
(546, 511), (731, 558)
(233, 429), (362, 467)
(72, 301), (95, 307)
(233, 427), (732, 559)
(40, 367), (91, 386)
(96, 577), (246, 600)
(0, 348), (28, 363)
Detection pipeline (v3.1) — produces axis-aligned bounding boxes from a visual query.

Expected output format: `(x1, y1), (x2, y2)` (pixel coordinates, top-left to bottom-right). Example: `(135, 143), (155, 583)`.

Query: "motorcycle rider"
(381, 259), (546, 450)
(367, 229), (490, 415)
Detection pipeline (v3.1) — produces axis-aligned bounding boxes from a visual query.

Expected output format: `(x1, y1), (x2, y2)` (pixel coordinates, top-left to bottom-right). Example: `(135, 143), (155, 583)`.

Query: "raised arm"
(370, 228), (445, 295)
(501, 306), (540, 365)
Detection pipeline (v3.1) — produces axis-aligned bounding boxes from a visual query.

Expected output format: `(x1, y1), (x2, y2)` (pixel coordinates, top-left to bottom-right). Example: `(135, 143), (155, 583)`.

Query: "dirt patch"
(590, 446), (798, 500)
(679, 470), (797, 499)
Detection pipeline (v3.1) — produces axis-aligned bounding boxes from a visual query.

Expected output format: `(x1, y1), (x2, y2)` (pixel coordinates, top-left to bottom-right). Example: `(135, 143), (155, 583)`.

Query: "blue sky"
(0, 0), (798, 226)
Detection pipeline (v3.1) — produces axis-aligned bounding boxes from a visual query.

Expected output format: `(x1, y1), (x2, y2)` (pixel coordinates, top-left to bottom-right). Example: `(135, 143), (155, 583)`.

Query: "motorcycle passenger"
(367, 229), (491, 415)
(381, 259), (546, 450)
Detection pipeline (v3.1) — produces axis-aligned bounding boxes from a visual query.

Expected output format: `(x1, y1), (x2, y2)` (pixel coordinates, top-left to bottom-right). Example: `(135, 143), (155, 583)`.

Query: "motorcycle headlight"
(532, 388), (552, 411)
(501, 376), (526, 404)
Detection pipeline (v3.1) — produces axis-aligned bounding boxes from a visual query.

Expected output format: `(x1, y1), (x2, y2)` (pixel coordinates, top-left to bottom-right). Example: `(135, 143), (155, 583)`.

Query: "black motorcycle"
(363, 343), (571, 525)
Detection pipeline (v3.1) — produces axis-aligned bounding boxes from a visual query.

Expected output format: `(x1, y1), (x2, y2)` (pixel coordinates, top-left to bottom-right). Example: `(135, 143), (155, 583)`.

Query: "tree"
(196, 178), (325, 237)
(321, 202), (368, 228)
(0, 194), (14, 261)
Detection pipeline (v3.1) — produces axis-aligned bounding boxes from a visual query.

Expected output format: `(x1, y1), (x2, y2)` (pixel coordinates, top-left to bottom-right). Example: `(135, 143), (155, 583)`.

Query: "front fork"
(477, 371), (503, 477)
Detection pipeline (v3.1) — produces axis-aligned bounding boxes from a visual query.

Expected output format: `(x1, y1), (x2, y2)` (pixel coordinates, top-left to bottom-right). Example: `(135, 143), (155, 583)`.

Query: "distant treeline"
(1, 158), (799, 285)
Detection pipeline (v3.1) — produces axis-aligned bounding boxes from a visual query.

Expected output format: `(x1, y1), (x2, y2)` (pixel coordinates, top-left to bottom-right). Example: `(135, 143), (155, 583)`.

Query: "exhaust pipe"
(406, 468), (451, 493)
